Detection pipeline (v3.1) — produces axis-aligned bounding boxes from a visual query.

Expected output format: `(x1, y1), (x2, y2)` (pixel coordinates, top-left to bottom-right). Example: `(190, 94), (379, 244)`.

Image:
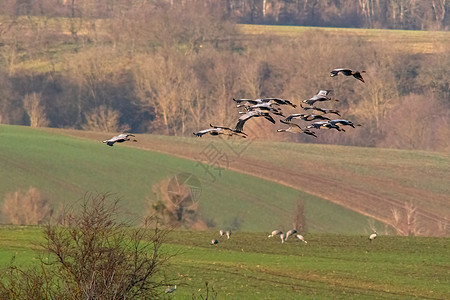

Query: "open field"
(0, 226), (449, 299)
(0, 125), (381, 233)
(56, 127), (450, 236)
(239, 24), (450, 54)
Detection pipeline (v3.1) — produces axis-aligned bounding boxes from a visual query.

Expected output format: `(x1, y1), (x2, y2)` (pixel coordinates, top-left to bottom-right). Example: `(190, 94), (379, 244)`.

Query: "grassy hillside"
(59, 128), (450, 236)
(1, 226), (449, 299)
(239, 24), (450, 54)
(0, 125), (381, 233)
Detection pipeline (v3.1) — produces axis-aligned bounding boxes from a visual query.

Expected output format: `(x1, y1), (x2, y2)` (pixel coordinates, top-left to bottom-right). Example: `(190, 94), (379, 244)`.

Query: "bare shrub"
(0, 193), (174, 299)
(2, 187), (52, 225)
(390, 201), (426, 236)
(82, 105), (130, 132)
(23, 93), (50, 128)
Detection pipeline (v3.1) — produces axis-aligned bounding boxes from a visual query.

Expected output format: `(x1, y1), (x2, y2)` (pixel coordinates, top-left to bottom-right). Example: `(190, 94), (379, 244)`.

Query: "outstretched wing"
(235, 111), (258, 131)
(353, 72), (365, 83)
(316, 90), (332, 97)
(330, 68), (352, 76)
(280, 119), (301, 129)
(193, 128), (216, 137)
(267, 98), (297, 108)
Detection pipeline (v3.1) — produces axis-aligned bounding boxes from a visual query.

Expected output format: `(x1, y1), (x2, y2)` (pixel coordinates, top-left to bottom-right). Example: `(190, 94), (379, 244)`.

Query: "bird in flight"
(193, 124), (247, 138)
(329, 119), (361, 128)
(233, 97), (296, 108)
(307, 121), (345, 132)
(103, 134), (136, 146)
(277, 120), (317, 138)
(285, 113), (330, 122)
(235, 109), (276, 132)
(330, 68), (365, 83)
(300, 104), (341, 116)
(303, 90), (337, 106)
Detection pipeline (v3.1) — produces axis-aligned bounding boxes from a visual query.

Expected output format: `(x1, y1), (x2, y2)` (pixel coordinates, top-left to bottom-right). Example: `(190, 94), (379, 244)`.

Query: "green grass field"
(0, 125), (382, 233)
(0, 226), (448, 299)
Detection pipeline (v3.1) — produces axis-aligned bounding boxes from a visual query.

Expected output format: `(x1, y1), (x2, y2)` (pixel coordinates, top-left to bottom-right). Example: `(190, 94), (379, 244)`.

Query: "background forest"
(0, 0), (449, 151)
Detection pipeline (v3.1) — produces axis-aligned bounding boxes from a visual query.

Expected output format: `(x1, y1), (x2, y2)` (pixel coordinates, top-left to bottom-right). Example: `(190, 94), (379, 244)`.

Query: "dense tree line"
(227, 0), (449, 30)
(4, 0), (448, 30)
(0, 0), (448, 151)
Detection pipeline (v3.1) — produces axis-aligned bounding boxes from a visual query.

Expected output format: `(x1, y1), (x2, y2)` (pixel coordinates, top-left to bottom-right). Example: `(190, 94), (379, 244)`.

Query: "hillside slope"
(0, 125), (381, 233)
(56, 128), (450, 236)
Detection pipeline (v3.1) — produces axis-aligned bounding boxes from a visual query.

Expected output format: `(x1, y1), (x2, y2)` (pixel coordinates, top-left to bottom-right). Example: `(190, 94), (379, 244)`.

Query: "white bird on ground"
(165, 285), (177, 293)
(268, 230), (282, 238)
(285, 229), (298, 240)
(219, 230), (224, 237)
(369, 232), (377, 242)
(211, 239), (218, 245)
(103, 134), (136, 146)
(226, 230), (231, 240)
(296, 234), (308, 244)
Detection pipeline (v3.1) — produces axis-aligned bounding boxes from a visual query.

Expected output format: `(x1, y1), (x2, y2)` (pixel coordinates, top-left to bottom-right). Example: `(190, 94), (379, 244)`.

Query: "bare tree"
(148, 177), (207, 230)
(23, 92), (50, 128)
(1, 187), (53, 225)
(82, 105), (129, 132)
(0, 193), (174, 299)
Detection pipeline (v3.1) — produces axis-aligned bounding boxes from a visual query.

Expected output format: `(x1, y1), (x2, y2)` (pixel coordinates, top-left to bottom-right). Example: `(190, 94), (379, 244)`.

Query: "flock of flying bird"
(102, 68), (365, 145)
(193, 68), (364, 139)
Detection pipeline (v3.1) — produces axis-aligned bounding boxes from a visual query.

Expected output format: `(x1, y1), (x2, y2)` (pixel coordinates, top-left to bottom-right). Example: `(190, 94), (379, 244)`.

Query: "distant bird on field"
(268, 230), (282, 238)
(330, 68), (366, 83)
(285, 113), (330, 122)
(235, 110), (276, 132)
(296, 234), (308, 244)
(211, 239), (219, 245)
(369, 232), (377, 242)
(219, 230), (224, 237)
(226, 230), (232, 240)
(285, 229), (297, 240)
(300, 104), (341, 116)
(103, 134), (136, 146)
(303, 90), (337, 106)
(193, 124), (247, 138)
(165, 285), (177, 294)
(277, 120), (317, 138)
(280, 233), (286, 244)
